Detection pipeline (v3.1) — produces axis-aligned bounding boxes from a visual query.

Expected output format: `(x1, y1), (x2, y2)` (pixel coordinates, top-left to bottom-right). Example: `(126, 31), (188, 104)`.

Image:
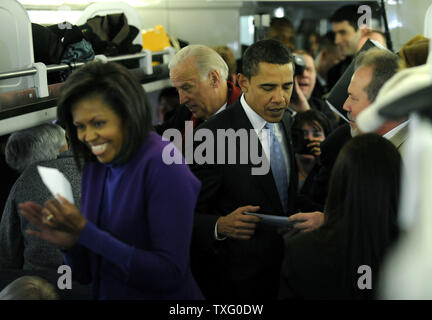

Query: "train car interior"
(0, 0), (431, 301)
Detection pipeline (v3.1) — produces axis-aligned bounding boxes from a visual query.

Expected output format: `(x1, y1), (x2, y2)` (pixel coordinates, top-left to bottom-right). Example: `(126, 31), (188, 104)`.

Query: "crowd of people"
(0, 4), (430, 300)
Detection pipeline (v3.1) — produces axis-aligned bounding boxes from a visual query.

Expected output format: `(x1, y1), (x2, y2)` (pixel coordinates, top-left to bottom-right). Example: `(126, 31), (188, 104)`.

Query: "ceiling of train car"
(240, 1), (381, 18)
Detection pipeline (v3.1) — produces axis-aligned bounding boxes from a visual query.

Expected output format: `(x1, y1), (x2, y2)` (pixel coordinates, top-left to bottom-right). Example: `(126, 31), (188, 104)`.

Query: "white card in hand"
(37, 166), (74, 204)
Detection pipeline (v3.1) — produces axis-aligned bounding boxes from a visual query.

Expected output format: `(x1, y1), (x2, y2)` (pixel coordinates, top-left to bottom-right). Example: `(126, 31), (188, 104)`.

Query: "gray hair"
(0, 276), (60, 300)
(354, 48), (400, 102)
(5, 123), (67, 172)
(168, 44), (229, 81)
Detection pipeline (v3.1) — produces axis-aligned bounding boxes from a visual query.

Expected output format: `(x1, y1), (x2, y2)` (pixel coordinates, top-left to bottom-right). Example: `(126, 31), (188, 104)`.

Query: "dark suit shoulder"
(196, 101), (244, 131)
(321, 124), (351, 165)
(154, 105), (192, 135)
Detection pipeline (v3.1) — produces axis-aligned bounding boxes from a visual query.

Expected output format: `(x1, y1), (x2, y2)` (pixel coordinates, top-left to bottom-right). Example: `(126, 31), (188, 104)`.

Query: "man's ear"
(320, 49), (328, 60)
(237, 73), (250, 93)
(209, 70), (221, 88)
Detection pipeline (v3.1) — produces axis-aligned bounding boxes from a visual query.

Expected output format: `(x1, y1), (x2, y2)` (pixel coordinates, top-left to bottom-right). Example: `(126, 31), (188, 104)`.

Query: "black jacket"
(189, 101), (298, 299)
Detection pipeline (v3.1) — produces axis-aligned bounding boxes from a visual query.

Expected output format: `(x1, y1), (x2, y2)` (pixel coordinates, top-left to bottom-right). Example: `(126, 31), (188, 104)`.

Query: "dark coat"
(279, 227), (350, 300)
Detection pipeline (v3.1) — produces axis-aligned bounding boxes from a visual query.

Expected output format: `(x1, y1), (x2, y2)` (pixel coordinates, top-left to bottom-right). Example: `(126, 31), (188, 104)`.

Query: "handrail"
(0, 48), (174, 81)
(0, 68), (37, 80)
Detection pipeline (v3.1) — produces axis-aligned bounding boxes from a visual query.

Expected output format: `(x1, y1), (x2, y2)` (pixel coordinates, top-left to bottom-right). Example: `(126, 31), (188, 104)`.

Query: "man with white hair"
(155, 45), (241, 136)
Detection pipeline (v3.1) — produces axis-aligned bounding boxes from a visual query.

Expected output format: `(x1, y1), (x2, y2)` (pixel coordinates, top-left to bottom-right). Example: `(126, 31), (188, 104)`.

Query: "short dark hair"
(324, 133), (401, 298)
(268, 17), (294, 32)
(354, 48), (400, 102)
(292, 110), (331, 137)
(57, 61), (153, 170)
(330, 5), (361, 31)
(242, 39), (294, 79)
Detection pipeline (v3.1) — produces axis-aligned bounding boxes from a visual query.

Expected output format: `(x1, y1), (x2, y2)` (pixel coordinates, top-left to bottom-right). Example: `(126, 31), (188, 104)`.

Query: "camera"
(293, 54), (306, 77)
(291, 128), (314, 155)
(290, 54), (306, 104)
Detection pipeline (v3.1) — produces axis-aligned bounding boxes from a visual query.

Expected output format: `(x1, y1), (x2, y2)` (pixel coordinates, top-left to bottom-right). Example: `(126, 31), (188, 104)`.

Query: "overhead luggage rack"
(0, 47), (175, 136)
(0, 0), (176, 136)
(0, 48), (174, 82)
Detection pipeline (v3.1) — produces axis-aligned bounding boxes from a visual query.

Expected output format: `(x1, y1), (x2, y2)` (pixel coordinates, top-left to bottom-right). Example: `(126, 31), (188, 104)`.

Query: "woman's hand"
(42, 195), (87, 235)
(19, 195), (87, 250)
(306, 140), (322, 157)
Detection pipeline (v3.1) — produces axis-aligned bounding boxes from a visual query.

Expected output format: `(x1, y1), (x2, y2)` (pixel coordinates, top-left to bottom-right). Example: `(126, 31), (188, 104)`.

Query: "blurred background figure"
(5, 123), (68, 173)
(314, 31), (345, 98)
(357, 29), (388, 52)
(265, 17), (296, 51)
(306, 32), (320, 58)
(0, 276), (60, 300)
(397, 35), (430, 69)
(0, 135), (20, 214)
(156, 86), (180, 124)
(212, 45), (238, 84)
(0, 123), (81, 271)
(280, 133), (401, 299)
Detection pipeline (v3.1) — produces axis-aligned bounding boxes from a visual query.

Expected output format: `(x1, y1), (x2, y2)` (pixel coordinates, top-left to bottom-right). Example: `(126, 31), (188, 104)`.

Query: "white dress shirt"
(383, 120), (409, 140)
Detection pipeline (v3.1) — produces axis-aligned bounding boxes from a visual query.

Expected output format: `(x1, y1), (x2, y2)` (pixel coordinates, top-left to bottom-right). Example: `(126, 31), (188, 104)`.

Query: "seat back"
(0, 0), (35, 95)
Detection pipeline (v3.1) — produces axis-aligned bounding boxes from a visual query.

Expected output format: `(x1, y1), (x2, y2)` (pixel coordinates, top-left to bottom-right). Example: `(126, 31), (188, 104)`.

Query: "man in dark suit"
(155, 44), (241, 137)
(189, 39), (312, 299)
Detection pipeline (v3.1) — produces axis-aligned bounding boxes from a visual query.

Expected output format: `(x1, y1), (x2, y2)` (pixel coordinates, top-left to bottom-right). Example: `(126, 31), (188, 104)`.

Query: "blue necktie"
(265, 123), (289, 213)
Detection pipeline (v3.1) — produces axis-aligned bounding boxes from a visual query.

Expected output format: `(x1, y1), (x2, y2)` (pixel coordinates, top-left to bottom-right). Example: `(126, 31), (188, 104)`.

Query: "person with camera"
(289, 50), (337, 129)
(291, 110), (331, 194)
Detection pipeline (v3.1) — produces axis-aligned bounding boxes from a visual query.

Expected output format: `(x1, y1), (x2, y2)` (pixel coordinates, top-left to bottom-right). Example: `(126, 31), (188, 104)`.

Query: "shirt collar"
(240, 94), (267, 132)
(383, 120), (409, 140)
(214, 102), (227, 116)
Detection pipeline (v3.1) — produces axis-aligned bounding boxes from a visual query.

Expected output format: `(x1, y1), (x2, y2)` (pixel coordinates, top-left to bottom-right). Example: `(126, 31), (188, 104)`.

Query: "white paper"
(326, 100), (350, 124)
(37, 166), (74, 204)
(244, 212), (294, 227)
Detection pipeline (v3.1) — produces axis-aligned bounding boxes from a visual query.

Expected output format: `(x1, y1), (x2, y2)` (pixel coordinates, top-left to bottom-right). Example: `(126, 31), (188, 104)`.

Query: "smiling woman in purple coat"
(19, 61), (203, 300)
